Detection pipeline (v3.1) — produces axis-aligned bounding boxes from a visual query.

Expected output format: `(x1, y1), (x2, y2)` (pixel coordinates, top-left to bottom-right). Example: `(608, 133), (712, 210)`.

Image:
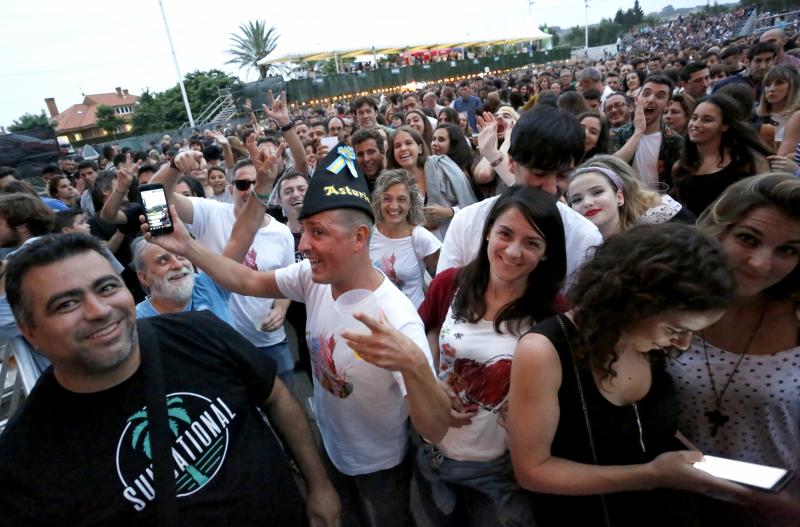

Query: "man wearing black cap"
(146, 141), (450, 527)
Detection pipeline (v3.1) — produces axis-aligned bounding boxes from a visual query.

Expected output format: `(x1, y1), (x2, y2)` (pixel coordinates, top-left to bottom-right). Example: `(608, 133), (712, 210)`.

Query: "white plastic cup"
(334, 289), (378, 336)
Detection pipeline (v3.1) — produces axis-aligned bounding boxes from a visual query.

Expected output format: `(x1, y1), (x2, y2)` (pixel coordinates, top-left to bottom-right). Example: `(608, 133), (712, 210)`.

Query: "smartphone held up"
(138, 183), (174, 236)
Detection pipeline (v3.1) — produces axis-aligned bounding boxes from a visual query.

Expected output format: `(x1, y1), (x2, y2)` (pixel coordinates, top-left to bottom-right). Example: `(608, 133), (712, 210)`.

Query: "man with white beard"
(131, 237), (235, 327)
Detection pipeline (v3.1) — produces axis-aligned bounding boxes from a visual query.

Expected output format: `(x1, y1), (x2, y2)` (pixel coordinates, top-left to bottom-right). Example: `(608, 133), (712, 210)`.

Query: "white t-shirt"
(275, 260), (435, 476)
(369, 225), (441, 308)
(437, 304), (519, 461)
(188, 197), (294, 347)
(633, 131), (662, 189)
(436, 196), (602, 290)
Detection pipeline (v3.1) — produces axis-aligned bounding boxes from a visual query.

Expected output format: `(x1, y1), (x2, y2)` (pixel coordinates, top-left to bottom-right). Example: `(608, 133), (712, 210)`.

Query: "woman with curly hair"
(509, 223), (751, 527)
(415, 185), (566, 526)
(672, 93), (772, 217)
(369, 169), (441, 308)
(623, 70), (645, 100)
(568, 155), (694, 239)
(668, 174), (800, 525)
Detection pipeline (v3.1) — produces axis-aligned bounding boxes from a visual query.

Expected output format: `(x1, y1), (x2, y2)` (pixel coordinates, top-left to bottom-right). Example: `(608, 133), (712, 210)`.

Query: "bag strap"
(555, 315), (612, 527)
(410, 227), (430, 290)
(138, 320), (180, 527)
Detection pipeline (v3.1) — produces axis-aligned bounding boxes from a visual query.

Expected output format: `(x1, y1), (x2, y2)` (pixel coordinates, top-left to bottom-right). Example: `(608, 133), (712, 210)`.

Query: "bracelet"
(280, 120), (295, 132)
(490, 154), (505, 168)
(251, 188), (270, 207)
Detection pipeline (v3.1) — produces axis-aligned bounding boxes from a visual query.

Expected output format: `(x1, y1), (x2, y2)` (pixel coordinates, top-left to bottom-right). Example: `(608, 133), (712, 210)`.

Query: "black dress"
(675, 163), (749, 217)
(527, 316), (698, 527)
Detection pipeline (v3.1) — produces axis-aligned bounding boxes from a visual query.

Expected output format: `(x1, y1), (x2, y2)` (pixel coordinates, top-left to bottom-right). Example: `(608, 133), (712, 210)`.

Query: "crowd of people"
(0, 6), (799, 527)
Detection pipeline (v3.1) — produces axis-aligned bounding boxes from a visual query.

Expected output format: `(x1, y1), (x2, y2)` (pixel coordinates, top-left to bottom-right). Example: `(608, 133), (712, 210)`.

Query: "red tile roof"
(52, 91), (139, 132)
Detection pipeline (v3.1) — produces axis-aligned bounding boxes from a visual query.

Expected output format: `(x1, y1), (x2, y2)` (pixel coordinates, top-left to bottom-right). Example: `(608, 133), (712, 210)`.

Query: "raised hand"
(117, 157), (141, 191)
(341, 311), (427, 374)
(204, 129), (229, 146)
(172, 150), (207, 175)
(476, 111), (499, 158)
(253, 142), (287, 188)
(262, 90), (290, 128)
(633, 98), (646, 134)
(141, 204), (193, 255)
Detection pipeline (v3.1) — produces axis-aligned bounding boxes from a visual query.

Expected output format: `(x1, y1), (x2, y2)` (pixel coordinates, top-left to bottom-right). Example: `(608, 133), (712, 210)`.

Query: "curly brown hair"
(568, 223), (734, 379)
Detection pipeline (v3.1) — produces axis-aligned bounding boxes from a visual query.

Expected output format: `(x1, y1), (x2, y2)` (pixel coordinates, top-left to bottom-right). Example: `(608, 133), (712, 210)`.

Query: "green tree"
(8, 110), (50, 133)
(95, 105), (124, 136)
(225, 20), (280, 80)
(631, 0), (645, 23)
(132, 69), (239, 133)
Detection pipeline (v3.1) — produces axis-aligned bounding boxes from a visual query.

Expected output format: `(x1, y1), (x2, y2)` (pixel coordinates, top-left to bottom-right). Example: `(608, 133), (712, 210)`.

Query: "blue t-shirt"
(135, 272), (234, 327)
(41, 197), (69, 211)
(453, 95), (482, 132)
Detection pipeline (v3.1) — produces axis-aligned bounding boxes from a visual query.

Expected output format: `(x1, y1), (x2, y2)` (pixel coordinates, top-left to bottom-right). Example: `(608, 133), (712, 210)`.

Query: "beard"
(70, 309), (138, 375)
(149, 266), (195, 305)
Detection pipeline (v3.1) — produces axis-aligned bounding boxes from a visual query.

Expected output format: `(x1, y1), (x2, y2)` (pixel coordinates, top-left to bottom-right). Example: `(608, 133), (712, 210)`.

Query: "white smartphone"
(320, 136), (338, 150)
(694, 455), (793, 492)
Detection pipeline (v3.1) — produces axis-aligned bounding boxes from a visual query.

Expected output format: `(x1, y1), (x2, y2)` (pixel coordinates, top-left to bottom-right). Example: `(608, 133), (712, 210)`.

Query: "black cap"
(300, 143), (374, 220)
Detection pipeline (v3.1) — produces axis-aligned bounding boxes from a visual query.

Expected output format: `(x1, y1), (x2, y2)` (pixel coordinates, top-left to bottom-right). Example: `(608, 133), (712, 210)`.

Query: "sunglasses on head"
(233, 180), (256, 191)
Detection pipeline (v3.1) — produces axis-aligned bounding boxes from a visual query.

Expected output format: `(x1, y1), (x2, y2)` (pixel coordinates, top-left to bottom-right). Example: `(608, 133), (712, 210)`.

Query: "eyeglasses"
(233, 179), (256, 191)
(605, 102), (628, 111)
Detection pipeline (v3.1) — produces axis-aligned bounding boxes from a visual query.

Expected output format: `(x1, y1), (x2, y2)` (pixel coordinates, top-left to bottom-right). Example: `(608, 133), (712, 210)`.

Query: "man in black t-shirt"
(0, 233), (340, 526)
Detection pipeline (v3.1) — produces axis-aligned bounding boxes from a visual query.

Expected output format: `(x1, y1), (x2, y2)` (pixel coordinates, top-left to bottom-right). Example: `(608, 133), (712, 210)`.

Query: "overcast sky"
(1, 0), (720, 128)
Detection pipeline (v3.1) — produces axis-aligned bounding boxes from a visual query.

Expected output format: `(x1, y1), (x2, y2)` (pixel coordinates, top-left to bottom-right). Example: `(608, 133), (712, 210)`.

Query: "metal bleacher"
(0, 338), (42, 432)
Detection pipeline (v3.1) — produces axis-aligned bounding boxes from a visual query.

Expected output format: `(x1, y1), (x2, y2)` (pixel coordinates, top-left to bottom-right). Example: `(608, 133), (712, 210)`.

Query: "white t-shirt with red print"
(187, 197), (294, 347)
(369, 225), (441, 308)
(437, 303), (519, 462)
(275, 260), (435, 476)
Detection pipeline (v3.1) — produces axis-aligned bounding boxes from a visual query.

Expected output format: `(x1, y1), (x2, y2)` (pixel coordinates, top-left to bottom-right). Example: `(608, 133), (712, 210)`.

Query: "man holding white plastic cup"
(144, 141), (450, 527)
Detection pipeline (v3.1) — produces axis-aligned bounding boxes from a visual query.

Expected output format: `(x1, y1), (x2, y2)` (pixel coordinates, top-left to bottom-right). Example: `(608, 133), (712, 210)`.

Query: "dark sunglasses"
(233, 180), (256, 191)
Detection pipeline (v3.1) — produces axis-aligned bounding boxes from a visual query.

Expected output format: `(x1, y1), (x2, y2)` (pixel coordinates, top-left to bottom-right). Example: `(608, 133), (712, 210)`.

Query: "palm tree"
(225, 20), (280, 80)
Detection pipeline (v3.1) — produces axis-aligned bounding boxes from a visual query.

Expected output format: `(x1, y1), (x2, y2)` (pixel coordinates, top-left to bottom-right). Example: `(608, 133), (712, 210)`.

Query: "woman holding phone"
(509, 223), (752, 527)
(668, 174), (800, 525)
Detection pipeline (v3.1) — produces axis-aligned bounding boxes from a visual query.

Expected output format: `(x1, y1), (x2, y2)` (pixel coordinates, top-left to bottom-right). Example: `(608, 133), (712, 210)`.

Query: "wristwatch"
(280, 120), (295, 133)
(490, 154), (505, 168)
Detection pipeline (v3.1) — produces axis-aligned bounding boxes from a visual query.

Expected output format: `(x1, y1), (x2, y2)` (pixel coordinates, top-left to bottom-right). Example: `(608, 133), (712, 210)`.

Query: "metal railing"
(180, 87), (238, 129)
(752, 9), (800, 34)
(0, 338), (43, 432)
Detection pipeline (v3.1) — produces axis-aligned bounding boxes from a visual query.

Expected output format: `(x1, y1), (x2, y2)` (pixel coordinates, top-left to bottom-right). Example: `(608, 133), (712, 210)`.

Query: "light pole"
(585, 0), (590, 54)
(158, 0), (195, 127)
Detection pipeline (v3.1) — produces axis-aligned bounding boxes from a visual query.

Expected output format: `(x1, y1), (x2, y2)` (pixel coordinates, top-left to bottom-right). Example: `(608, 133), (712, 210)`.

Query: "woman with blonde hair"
(568, 155), (694, 239)
(369, 169), (441, 308)
(756, 64), (800, 145)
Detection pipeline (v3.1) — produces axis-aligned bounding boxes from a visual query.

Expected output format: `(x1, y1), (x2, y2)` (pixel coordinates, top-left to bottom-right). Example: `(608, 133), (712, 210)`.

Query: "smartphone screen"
(694, 455), (792, 491)
(139, 184), (174, 236)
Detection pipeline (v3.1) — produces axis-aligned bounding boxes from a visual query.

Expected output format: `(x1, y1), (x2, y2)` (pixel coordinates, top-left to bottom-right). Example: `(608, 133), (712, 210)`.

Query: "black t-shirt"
(88, 203), (146, 303)
(0, 311), (305, 526)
